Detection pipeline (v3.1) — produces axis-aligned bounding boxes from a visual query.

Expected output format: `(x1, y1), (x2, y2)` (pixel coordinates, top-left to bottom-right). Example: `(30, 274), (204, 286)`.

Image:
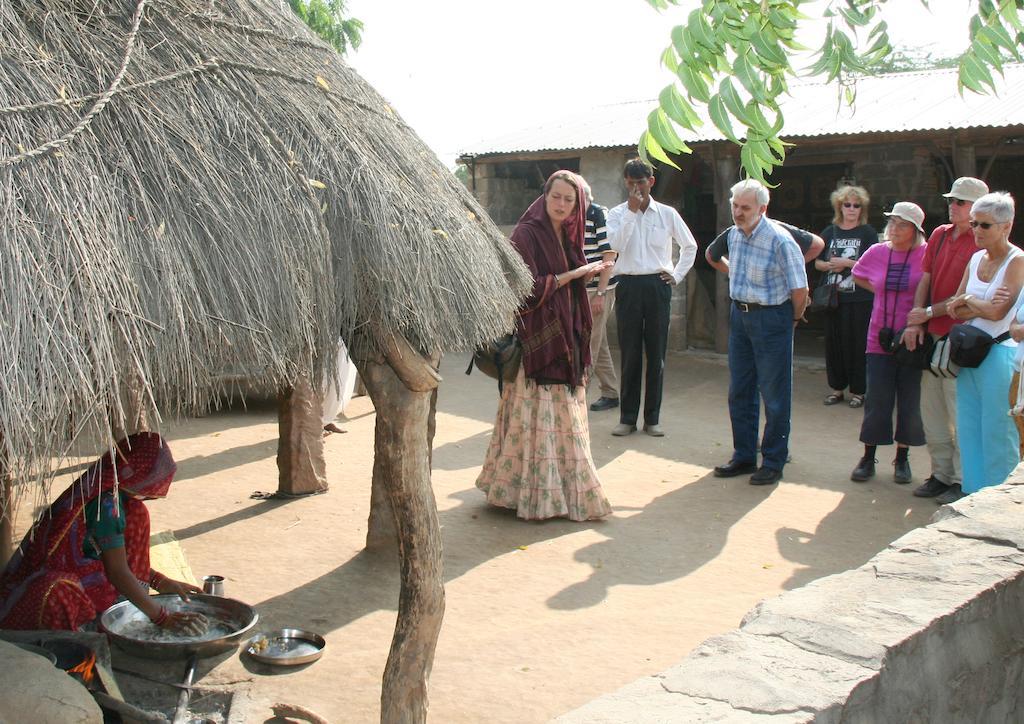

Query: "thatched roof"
(0, 0), (531, 496)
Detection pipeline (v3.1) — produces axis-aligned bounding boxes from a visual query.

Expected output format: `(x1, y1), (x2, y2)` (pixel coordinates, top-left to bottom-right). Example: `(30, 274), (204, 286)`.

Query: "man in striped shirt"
(581, 179), (619, 412)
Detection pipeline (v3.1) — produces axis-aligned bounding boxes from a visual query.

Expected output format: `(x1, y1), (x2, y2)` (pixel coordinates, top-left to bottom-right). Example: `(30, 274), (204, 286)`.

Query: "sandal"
(849, 395), (865, 408)
(824, 392), (845, 406)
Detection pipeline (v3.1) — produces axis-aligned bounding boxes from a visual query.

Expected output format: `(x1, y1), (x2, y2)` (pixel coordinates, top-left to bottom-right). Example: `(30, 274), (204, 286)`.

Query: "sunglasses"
(842, 202), (862, 208)
(969, 220), (1001, 229)
(948, 199), (970, 207)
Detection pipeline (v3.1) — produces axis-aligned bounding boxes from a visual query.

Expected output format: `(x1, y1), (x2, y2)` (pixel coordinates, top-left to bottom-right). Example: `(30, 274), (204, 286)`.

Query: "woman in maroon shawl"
(0, 432), (204, 632)
(476, 170), (614, 520)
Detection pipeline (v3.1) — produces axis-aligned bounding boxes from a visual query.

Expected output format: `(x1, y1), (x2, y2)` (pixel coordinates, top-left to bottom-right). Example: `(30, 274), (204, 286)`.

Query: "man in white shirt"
(606, 158), (698, 437)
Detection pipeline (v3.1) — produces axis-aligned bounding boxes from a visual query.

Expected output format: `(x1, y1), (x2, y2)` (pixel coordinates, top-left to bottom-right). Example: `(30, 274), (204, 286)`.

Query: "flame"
(69, 650), (96, 685)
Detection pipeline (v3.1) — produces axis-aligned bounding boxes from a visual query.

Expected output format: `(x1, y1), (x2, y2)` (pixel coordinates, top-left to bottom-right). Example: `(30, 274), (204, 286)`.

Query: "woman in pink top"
(849, 202), (929, 484)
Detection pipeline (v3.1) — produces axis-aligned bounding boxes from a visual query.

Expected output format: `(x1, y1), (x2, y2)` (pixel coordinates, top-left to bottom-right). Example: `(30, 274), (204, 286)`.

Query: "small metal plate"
(245, 629), (325, 666)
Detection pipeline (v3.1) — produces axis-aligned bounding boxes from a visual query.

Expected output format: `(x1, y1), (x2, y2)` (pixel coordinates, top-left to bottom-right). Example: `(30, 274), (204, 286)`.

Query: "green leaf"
(750, 29), (789, 68)
(982, 20), (1023, 59)
(958, 56), (989, 94)
(661, 46), (680, 74)
(719, 77), (753, 126)
(970, 36), (1005, 72)
(648, 108), (690, 155)
(963, 52), (997, 91)
(676, 63), (712, 103)
(1001, 0), (1023, 32)
(639, 130), (682, 169)
(708, 94), (740, 144)
(733, 54), (768, 103)
(688, 8), (717, 51)
(659, 85), (703, 129)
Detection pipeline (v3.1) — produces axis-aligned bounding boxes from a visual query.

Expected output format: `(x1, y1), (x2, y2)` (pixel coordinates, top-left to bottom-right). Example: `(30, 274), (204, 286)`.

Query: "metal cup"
(202, 575), (225, 596)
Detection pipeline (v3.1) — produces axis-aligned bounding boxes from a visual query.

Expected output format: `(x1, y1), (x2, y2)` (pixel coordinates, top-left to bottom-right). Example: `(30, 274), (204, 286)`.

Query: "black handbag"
(466, 334), (522, 392)
(947, 324), (1009, 368)
(892, 328), (935, 369)
(810, 281), (839, 312)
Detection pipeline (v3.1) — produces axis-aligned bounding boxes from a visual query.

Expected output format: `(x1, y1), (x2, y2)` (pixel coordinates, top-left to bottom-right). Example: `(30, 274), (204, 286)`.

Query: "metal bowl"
(245, 629), (325, 666)
(100, 593), (258, 660)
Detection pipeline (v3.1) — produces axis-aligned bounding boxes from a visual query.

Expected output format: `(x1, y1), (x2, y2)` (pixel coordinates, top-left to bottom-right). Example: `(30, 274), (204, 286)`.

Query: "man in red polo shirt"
(901, 176), (989, 502)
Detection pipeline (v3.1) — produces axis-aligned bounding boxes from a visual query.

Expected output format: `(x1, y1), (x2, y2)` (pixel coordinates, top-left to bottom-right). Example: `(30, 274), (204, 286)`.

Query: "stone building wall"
(556, 469), (1024, 723)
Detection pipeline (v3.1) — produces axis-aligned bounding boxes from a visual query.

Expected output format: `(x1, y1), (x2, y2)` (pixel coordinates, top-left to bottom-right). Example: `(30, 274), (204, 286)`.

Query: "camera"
(878, 326), (898, 353)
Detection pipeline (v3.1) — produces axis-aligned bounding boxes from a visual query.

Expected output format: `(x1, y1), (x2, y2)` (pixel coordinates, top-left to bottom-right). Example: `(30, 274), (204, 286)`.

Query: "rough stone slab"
(658, 631), (872, 715)
(0, 639), (103, 723)
(553, 675), (811, 724)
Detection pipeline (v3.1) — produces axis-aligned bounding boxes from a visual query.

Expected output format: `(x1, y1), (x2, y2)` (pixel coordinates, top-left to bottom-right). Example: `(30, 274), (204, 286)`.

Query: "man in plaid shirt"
(713, 179), (809, 486)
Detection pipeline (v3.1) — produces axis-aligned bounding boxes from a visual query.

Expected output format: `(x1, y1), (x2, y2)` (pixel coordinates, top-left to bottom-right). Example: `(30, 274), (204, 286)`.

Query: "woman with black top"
(815, 185), (878, 408)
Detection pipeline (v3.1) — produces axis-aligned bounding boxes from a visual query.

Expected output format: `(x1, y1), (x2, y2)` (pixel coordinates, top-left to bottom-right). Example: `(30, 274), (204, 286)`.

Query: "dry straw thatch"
(0, 0), (531, 506)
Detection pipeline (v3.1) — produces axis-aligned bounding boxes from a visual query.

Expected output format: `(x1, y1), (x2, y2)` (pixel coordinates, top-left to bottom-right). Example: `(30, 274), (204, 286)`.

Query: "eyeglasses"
(948, 199), (970, 207)
(969, 220), (1001, 229)
(842, 202), (861, 208)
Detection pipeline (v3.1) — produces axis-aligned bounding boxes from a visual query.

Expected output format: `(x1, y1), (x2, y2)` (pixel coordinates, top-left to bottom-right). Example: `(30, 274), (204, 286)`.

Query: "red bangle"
(149, 571), (166, 590)
(151, 606), (169, 626)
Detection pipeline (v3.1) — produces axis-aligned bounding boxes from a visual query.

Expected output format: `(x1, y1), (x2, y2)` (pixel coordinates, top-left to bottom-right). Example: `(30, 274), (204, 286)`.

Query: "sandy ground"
(11, 352), (939, 723)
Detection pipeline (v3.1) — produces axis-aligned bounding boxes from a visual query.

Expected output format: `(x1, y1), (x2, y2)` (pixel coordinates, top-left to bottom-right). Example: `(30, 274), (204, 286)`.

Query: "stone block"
(659, 631), (873, 715)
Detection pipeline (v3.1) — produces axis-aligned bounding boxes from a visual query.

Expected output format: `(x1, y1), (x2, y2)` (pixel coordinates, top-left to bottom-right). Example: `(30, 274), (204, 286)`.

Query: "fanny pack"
(947, 324), (1010, 369)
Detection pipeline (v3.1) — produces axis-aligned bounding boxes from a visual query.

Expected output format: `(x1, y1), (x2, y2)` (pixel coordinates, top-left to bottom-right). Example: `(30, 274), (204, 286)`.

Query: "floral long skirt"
(475, 368), (611, 521)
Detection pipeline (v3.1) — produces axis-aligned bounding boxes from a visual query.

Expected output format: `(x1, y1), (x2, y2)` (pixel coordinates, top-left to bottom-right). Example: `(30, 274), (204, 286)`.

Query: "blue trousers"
(727, 302), (794, 471)
(957, 344), (1020, 494)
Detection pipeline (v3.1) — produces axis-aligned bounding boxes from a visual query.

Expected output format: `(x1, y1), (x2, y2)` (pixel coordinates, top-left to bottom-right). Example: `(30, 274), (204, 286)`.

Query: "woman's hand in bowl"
(161, 610), (210, 637)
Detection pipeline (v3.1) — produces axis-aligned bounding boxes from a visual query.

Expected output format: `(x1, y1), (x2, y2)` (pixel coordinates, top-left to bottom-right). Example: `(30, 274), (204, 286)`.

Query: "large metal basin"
(100, 593), (258, 660)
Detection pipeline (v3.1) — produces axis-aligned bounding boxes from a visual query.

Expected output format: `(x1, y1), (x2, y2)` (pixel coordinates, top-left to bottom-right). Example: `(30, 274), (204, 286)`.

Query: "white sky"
(344, 0), (974, 165)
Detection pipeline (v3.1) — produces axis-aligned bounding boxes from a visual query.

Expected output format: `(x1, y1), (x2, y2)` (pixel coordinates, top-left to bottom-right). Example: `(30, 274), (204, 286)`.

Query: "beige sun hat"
(942, 177), (989, 203)
(884, 201), (926, 234)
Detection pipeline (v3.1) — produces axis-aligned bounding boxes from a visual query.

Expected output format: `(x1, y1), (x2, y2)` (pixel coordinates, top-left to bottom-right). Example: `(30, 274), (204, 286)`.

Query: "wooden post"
(714, 156), (739, 354)
(361, 358), (444, 724)
(277, 378), (328, 496)
(366, 388), (438, 551)
(0, 471), (12, 570)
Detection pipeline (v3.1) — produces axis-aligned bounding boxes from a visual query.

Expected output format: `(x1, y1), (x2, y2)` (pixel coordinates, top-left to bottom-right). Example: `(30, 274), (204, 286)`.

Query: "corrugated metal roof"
(458, 64), (1024, 158)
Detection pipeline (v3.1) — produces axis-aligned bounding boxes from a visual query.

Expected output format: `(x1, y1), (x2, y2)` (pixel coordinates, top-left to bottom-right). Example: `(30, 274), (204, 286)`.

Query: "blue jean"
(957, 344), (1019, 494)
(728, 302), (794, 471)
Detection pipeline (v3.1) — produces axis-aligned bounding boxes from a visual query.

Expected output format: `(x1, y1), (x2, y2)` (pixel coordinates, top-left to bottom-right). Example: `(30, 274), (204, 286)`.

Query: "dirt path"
(12, 353), (937, 722)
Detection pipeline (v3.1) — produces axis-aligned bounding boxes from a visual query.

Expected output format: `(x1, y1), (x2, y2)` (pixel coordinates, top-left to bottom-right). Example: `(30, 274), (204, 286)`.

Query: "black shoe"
(749, 466), (782, 485)
(913, 476), (950, 498)
(590, 396), (619, 412)
(893, 458), (912, 484)
(851, 457), (876, 482)
(713, 459), (758, 478)
(936, 484), (966, 504)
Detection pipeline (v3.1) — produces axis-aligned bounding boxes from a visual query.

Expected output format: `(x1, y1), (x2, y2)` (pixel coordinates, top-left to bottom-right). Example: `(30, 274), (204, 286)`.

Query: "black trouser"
(615, 274), (672, 426)
(824, 300), (872, 395)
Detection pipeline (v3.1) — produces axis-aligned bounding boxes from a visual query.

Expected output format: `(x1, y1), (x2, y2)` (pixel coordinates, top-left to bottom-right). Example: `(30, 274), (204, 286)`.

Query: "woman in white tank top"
(946, 192), (1024, 497)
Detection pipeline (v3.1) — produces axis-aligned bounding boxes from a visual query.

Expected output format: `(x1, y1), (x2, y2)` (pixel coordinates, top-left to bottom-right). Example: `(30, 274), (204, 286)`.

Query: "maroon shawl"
(510, 171), (593, 386)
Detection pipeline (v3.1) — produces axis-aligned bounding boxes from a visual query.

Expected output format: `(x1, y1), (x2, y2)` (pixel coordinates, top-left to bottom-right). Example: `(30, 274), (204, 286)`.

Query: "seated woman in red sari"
(476, 170), (614, 521)
(0, 432), (204, 633)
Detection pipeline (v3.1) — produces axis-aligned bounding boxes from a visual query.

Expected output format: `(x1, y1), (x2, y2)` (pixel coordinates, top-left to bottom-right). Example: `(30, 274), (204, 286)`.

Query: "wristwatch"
(925, 306), (934, 319)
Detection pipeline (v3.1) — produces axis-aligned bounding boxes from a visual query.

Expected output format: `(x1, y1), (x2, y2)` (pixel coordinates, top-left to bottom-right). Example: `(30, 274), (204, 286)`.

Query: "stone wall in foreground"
(556, 470), (1024, 723)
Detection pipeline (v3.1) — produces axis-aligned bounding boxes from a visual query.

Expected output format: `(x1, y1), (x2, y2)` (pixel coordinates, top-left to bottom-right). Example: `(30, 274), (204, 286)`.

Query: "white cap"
(884, 201), (926, 234)
(943, 177), (989, 203)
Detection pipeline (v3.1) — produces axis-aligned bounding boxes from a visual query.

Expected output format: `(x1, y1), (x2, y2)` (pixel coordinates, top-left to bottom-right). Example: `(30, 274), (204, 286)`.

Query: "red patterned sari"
(0, 432), (176, 630)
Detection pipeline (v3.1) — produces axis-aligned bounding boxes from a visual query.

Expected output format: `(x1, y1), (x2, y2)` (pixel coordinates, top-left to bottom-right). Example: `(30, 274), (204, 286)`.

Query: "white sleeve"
(670, 210), (698, 284)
